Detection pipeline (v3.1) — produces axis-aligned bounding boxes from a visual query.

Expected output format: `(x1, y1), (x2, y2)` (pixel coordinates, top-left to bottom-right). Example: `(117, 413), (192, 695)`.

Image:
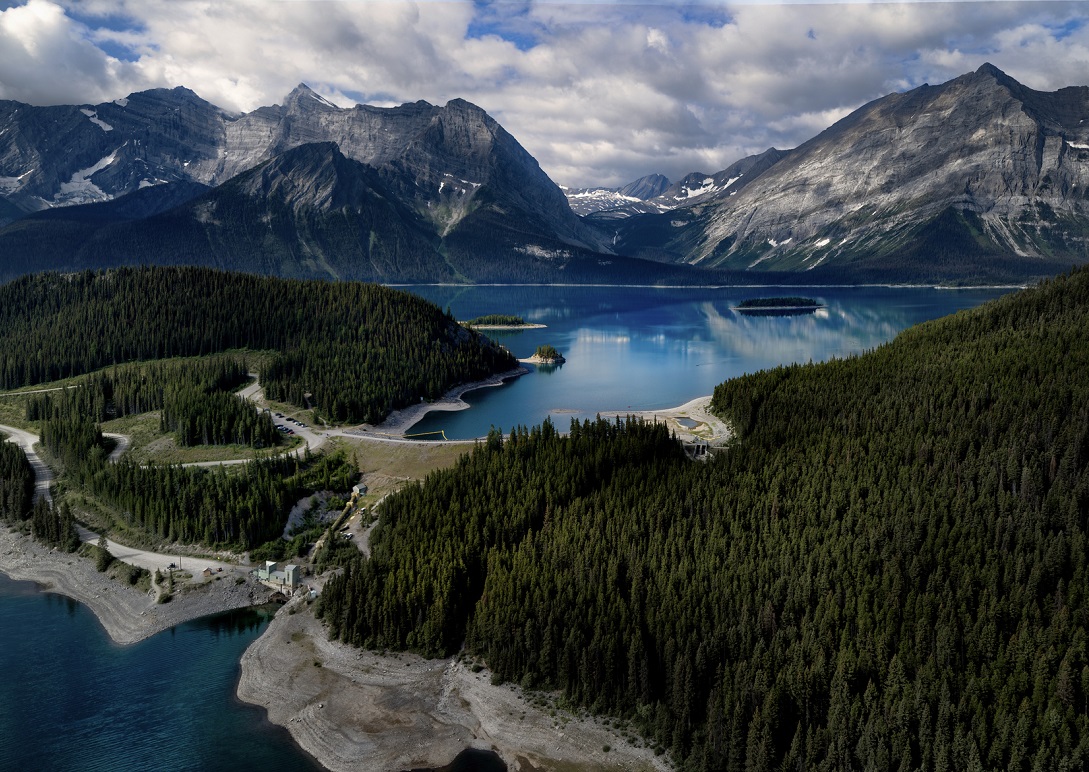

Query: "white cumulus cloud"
(0, 1), (1085, 188)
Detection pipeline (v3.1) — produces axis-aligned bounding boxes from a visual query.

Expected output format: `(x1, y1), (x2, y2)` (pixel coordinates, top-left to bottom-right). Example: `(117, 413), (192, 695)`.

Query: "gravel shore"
(0, 525), (277, 645)
(363, 367), (529, 437)
(238, 596), (672, 772)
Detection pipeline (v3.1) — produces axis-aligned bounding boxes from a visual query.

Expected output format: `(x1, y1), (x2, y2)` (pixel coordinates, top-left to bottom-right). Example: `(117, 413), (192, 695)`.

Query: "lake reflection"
(401, 285), (1013, 440)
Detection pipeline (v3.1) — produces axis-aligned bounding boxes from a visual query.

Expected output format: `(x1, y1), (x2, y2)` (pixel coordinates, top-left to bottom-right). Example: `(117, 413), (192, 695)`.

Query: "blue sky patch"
(466, 0), (539, 51)
(66, 7), (143, 62)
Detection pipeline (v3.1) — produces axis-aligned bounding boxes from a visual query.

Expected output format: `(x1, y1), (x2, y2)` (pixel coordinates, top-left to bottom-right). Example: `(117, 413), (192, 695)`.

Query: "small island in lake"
(461, 314), (546, 330)
(522, 343), (566, 365)
(735, 296), (824, 316)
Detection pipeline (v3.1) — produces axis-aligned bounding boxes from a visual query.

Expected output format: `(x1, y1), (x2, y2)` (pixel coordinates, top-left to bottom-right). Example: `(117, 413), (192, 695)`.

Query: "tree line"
(0, 266), (515, 424)
(318, 266), (1089, 769)
(26, 356), (279, 448)
(0, 439), (34, 523)
(0, 437), (79, 551)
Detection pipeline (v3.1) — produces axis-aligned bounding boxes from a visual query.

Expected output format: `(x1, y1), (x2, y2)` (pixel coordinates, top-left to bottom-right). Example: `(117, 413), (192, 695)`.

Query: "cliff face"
(0, 87), (227, 211)
(607, 64), (1089, 282)
(702, 65), (1089, 265)
(0, 85), (606, 253)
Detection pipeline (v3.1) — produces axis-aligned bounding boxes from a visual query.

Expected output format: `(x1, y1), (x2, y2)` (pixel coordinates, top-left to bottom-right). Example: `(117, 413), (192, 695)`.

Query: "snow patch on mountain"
(307, 90), (339, 109)
(80, 109), (113, 132)
(56, 149), (118, 204)
(0, 170), (32, 194)
(675, 178), (715, 200)
(516, 244), (571, 261)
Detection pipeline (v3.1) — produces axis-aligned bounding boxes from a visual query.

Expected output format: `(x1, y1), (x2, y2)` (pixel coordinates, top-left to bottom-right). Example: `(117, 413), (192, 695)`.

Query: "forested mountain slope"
(0, 266), (515, 424)
(318, 267), (1089, 769)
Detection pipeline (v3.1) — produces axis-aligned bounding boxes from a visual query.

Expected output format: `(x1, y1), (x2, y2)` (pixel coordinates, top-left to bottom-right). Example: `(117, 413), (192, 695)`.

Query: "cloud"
(0, 0), (134, 104)
(1, 1), (1087, 187)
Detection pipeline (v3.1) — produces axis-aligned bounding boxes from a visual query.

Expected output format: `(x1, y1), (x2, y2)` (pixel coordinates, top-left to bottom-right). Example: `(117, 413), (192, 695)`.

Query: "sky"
(1, 1), (1088, 188)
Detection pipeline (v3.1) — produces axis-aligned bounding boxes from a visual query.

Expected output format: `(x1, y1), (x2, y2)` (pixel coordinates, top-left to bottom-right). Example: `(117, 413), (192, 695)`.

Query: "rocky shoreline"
(364, 366), (529, 437)
(237, 594), (671, 772)
(1, 521), (671, 771)
(0, 525), (275, 645)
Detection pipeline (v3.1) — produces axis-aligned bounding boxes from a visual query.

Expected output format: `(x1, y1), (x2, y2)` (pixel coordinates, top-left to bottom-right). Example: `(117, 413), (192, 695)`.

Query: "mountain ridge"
(0, 84), (608, 253)
(4, 65), (1089, 285)
(603, 63), (1089, 283)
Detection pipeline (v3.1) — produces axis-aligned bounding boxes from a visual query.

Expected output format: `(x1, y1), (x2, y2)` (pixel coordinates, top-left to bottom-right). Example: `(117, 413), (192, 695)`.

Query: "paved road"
(0, 423), (54, 506)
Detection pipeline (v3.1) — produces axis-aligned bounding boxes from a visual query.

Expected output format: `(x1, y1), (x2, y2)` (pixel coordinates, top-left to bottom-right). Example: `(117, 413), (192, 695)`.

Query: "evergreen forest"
(30, 393), (358, 550)
(317, 266), (1089, 770)
(0, 266), (515, 424)
(25, 356), (279, 448)
(0, 439), (34, 522)
(0, 436), (78, 550)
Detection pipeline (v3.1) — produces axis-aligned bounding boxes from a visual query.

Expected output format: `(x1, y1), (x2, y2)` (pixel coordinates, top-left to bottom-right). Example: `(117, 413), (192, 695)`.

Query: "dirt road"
(0, 423), (54, 505)
(73, 524), (242, 579)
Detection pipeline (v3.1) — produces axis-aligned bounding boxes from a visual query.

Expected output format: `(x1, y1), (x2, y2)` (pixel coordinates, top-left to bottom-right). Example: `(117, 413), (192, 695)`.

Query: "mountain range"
(590, 64), (1089, 284)
(2, 64), (1089, 285)
(0, 84), (669, 284)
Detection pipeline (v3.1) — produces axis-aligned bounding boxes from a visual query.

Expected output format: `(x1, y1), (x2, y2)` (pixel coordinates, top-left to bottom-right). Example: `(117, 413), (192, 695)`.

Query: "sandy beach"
(238, 594), (671, 772)
(600, 395), (733, 446)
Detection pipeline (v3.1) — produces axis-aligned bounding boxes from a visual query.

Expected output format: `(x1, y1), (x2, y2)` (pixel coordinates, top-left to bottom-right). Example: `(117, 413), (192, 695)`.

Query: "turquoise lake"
(402, 285), (1014, 439)
(0, 284), (1015, 769)
(0, 574), (321, 772)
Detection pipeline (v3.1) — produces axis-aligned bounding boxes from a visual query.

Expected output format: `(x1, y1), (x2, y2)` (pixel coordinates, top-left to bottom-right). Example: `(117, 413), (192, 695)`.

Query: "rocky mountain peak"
(618, 174), (671, 200)
(974, 62), (1009, 81)
(608, 65), (1089, 283)
(282, 83), (339, 114)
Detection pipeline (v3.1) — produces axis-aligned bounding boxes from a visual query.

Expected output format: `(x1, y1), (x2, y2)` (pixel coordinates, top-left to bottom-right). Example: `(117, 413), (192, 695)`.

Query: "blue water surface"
(0, 574), (322, 772)
(402, 285), (1013, 439)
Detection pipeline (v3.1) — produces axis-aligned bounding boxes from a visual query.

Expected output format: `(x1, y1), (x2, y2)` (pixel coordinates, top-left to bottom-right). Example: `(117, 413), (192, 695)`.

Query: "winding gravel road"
(74, 524), (240, 578)
(0, 423), (54, 506)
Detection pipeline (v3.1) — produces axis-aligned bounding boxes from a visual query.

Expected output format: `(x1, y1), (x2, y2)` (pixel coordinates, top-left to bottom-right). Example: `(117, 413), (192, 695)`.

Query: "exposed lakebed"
(0, 574), (321, 772)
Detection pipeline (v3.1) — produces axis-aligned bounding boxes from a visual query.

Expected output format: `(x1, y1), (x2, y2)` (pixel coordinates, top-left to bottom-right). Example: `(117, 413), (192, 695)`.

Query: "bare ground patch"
(238, 599), (671, 772)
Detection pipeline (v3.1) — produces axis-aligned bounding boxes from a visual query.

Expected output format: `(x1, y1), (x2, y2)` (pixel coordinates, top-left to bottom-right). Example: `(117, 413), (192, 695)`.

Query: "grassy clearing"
(335, 437), (472, 502)
(101, 412), (303, 465)
(0, 393), (33, 429)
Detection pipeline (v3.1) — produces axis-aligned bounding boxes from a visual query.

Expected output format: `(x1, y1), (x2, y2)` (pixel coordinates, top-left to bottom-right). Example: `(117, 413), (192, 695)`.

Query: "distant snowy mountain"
(578, 152), (787, 223)
(563, 173), (670, 216)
